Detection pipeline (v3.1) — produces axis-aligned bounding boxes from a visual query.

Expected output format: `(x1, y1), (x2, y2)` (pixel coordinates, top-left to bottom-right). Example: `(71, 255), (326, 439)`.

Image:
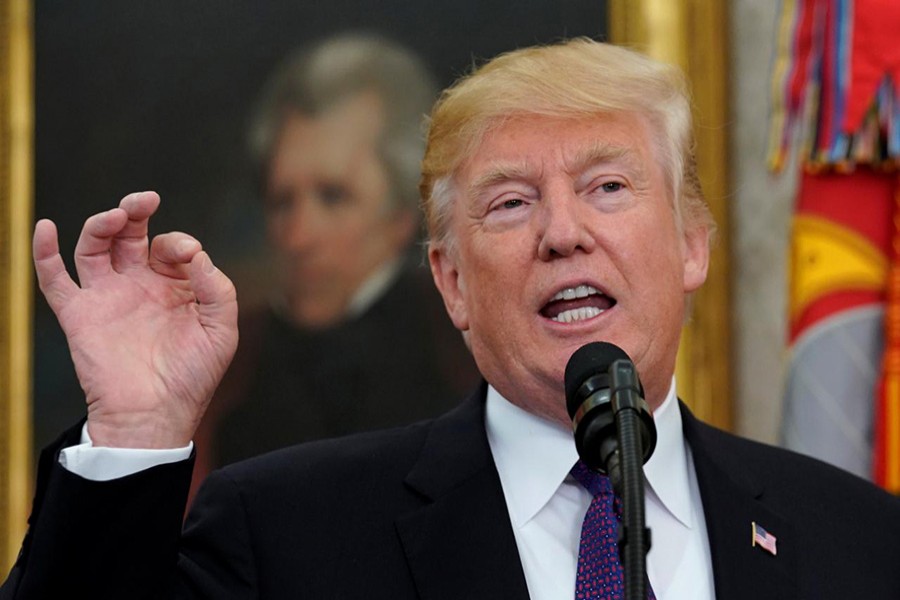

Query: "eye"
(600, 181), (624, 193)
(318, 184), (349, 207)
(482, 185), (537, 222)
(501, 198), (525, 209)
(264, 191), (293, 215)
(584, 177), (633, 213)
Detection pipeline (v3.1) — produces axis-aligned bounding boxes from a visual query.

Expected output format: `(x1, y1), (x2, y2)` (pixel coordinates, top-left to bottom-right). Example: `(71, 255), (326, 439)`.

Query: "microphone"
(565, 341), (658, 600)
(565, 341), (657, 489)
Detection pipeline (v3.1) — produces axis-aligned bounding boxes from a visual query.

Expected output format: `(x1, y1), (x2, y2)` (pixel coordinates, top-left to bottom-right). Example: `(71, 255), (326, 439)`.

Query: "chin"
(290, 305), (343, 329)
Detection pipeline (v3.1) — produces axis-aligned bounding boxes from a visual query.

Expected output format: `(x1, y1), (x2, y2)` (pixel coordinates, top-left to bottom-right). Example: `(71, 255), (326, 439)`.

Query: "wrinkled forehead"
(455, 112), (665, 196)
(466, 144), (648, 193)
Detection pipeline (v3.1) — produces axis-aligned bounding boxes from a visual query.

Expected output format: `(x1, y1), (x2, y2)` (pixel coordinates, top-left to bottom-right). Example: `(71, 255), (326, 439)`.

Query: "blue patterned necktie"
(570, 460), (656, 600)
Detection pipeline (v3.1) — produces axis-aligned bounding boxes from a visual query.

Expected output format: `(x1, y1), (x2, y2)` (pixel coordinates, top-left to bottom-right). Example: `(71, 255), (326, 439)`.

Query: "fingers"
(189, 251), (239, 354)
(33, 219), (79, 314)
(73, 192), (160, 287)
(110, 192), (161, 271)
(72, 207), (129, 287)
(149, 232), (202, 280)
(152, 239), (237, 341)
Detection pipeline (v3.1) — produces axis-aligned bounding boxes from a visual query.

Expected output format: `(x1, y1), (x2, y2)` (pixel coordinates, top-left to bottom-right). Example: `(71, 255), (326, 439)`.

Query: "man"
(194, 35), (479, 487)
(6, 39), (900, 599)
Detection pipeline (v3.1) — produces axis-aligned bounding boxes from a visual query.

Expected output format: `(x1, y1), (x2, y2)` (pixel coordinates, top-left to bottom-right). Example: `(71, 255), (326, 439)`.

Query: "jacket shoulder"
(683, 406), (900, 515)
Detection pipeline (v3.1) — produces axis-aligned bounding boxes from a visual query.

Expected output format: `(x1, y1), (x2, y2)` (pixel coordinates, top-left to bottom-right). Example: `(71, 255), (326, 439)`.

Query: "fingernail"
(202, 253), (216, 274)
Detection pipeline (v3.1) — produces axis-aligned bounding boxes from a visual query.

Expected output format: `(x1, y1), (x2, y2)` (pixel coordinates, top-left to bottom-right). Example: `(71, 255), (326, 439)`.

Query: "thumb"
(189, 251), (238, 355)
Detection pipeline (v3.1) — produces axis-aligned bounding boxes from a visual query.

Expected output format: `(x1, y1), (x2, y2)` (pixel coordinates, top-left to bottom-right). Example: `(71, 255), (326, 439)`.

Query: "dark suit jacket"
(5, 385), (900, 599)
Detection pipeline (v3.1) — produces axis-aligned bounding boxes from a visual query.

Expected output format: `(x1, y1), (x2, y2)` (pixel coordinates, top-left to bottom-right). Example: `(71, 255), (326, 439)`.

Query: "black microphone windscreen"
(564, 341), (631, 418)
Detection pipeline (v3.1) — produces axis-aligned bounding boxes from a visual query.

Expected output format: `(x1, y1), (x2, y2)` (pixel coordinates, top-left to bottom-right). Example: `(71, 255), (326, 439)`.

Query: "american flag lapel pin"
(751, 521), (777, 556)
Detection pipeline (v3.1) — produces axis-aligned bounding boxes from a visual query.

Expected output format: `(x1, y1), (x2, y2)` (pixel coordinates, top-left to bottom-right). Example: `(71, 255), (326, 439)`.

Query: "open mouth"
(540, 284), (616, 323)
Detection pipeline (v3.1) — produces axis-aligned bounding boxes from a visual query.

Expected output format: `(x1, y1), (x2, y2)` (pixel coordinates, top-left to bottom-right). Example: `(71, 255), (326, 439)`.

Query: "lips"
(540, 284), (616, 323)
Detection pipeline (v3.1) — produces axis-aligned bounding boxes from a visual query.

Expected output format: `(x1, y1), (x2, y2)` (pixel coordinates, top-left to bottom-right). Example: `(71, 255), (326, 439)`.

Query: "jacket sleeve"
(0, 423), (194, 600)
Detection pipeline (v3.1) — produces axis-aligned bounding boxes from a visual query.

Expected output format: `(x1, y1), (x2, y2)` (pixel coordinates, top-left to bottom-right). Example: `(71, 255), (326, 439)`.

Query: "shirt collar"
(485, 385), (578, 528)
(270, 256), (404, 322)
(345, 256), (404, 317)
(644, 380), (694, 528)
(485, 379), (693, 529)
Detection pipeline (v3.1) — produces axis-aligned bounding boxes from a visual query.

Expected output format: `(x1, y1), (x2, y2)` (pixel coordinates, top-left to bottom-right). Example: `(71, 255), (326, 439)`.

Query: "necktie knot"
(570, 459), (614, 498)
(570, 459), (656, 599)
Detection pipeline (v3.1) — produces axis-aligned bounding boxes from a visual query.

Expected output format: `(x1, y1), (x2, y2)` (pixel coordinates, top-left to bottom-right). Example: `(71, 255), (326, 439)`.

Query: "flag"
(752, 522), (778, 556)
(770, 0), (900, 490)
(782, 169), (892, 479)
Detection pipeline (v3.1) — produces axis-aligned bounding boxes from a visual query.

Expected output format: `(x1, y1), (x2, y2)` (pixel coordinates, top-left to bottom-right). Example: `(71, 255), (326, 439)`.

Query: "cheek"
(329, 213), (372, 246)
(640, 213), (684, 270)
(267, 218), (291, 250)
(463, 255), (527, 328)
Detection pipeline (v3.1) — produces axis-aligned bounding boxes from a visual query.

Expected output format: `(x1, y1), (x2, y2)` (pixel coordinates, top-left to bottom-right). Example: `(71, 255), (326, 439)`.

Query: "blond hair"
(420, 38), (715, 248)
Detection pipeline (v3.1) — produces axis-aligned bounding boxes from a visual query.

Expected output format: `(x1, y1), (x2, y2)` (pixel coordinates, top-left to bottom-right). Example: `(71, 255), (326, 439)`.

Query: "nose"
(271, 196), (324, 253)
(536, 190), (597, 260)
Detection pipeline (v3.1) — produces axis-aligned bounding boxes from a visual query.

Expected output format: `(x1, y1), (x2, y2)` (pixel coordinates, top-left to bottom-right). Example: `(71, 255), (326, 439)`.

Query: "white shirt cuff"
(58, 424), (193, 482)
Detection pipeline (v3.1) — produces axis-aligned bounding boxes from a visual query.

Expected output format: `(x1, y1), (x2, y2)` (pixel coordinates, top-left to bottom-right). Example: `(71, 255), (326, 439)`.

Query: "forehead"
(271, 93), (385, 171)
(456, 112), (659, 188)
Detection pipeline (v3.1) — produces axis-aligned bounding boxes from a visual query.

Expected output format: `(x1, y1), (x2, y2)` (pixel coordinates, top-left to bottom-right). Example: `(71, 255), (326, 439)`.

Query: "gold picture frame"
(0, 0), (33, 574)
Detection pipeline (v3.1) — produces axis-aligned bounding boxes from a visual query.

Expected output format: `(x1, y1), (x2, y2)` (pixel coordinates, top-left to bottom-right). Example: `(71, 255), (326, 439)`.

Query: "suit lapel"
(397, 390), (798, 599)
(681, 403), (797, 599)
(395, 384), (530, 600)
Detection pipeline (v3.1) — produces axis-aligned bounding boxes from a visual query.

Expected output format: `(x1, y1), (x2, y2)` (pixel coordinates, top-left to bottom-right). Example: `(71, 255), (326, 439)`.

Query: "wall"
(730, 1), (798, 444)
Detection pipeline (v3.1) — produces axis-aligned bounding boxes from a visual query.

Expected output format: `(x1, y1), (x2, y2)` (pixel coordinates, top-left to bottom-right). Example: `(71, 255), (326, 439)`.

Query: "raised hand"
(33, 192), (238, 448)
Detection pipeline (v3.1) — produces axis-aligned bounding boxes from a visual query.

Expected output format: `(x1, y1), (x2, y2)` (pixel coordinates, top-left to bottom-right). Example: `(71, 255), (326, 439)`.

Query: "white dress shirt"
(485, 381), (715, 600)
(59, 426), (192, 481)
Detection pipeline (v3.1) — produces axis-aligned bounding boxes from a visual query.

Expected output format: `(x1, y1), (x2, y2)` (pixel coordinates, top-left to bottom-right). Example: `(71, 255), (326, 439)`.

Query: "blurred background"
(5, 0), (898, 575)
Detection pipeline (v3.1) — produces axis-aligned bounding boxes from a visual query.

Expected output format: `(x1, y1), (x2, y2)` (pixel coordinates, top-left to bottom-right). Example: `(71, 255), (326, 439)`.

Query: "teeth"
(551, 285), (600, 302)
(552, 306), (603, 323)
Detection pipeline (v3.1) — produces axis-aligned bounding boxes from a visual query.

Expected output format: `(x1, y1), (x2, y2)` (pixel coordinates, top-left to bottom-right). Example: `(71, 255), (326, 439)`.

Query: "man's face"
(430, 113), (709, 424)
(265, 93), (414, 328)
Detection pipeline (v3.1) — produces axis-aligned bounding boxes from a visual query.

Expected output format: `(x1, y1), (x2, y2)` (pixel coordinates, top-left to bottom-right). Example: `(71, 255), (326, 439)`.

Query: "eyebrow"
(570, 142), (645, 175)
(466, 161), (537, 201)
(466, 141), (650, 201)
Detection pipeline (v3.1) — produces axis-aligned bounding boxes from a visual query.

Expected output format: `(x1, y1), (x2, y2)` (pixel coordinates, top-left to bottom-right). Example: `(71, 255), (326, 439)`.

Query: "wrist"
(86, 411), (194, 449)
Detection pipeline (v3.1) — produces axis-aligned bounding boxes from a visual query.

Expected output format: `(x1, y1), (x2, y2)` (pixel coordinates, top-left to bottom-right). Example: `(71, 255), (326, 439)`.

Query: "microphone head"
(564, 341), (631, 418)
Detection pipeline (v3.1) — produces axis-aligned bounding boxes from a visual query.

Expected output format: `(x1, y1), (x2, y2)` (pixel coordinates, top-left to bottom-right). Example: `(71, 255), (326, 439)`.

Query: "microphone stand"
(608, 359), (652, 600)
(565, 342), (657, 600)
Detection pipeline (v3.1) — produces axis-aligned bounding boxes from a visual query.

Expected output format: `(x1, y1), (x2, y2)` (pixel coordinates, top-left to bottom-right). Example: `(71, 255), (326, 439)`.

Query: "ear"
(682, 224), (710, 293)
(428, 243), (470, 331)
